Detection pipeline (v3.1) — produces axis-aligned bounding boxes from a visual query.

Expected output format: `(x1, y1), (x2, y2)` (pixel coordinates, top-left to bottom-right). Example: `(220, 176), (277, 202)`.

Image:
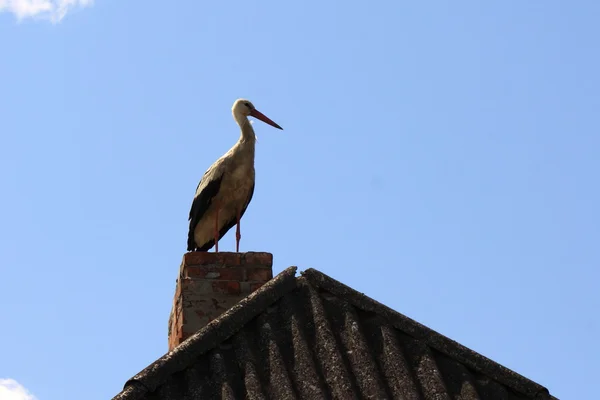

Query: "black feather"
(190, 181), (255, 252)
(187, 174), (223, 251)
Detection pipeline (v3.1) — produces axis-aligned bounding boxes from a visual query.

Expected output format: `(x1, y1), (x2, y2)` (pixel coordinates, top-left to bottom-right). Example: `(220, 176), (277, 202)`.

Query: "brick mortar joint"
(182, 252), (273, 268)
(182, 264), (272, 269)
(177, 278), (272, 282)
(184, 266), (270, 269)
(178, 266), (273, 282)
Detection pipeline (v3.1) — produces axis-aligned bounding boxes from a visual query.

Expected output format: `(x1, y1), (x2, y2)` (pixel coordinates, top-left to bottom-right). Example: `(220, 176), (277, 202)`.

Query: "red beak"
(250, 109), (283, 130)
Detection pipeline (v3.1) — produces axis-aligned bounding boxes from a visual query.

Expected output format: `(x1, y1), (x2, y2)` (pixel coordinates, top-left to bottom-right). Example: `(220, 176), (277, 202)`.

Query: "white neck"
(234, 113), (256, 143)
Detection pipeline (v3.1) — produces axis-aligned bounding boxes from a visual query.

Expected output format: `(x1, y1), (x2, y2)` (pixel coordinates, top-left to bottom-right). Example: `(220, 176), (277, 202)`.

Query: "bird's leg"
(214, 201), (219, 253)
(235, 208), (241, 253)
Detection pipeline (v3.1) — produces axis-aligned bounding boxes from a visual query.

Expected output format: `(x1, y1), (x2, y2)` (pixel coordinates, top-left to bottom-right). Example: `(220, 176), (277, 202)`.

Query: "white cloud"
(0, 379), (38, 400)
(0, 0), (93, 23)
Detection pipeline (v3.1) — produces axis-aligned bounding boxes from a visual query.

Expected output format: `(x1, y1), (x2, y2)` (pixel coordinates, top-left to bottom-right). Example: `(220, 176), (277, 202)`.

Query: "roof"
(113, 266), (558, 400)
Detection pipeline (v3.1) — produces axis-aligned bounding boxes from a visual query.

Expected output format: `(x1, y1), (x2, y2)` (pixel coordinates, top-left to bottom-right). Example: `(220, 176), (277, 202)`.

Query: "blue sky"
(1, 1), (598, 399)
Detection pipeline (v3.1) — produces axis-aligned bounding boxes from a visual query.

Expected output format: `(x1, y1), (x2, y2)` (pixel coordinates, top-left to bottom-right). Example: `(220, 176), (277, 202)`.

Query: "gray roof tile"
(113, 267), (557, 400)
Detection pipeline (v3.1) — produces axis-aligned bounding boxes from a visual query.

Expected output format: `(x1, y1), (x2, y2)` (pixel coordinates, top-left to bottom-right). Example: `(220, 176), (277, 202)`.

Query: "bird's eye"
(244, 102), (251, 108)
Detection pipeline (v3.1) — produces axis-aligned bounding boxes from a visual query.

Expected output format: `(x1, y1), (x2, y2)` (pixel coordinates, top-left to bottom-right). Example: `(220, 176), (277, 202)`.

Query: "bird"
(187, 98), (283, 253)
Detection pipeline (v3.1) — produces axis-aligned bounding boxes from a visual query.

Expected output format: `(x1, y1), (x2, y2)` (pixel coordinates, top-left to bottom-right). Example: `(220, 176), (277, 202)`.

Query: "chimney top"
(168, 251), (273, 351)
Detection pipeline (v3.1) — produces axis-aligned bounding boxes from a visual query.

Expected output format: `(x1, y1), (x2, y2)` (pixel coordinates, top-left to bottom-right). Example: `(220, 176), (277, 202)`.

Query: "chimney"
(168, 251), (273, 351)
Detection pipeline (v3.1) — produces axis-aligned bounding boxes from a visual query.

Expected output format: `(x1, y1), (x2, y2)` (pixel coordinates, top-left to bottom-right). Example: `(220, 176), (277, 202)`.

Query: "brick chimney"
(168, 251), (273, 351)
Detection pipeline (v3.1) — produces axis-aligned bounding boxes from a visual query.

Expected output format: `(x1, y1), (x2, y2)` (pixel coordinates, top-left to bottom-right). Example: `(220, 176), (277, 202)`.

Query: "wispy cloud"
(0, 0), (93, 23)
(0, 379), (38, 400)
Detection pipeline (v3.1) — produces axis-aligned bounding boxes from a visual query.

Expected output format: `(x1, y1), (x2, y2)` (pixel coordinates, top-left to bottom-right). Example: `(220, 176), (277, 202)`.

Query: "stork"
(187, 99), (283, 253)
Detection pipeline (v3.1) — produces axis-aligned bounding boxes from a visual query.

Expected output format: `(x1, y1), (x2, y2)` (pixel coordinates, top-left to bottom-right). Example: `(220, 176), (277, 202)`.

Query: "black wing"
(187, 173), (223, 251)
(194, 181), (255, 252)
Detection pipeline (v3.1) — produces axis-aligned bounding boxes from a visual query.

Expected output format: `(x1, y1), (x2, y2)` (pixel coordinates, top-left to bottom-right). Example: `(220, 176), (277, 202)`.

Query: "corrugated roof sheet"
(113, 266), (558, 400)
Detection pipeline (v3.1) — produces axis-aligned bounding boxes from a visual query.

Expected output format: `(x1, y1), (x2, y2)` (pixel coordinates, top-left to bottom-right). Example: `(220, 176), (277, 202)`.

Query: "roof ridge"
(300, 268), (555, 400)
(113, 266), (298, 400)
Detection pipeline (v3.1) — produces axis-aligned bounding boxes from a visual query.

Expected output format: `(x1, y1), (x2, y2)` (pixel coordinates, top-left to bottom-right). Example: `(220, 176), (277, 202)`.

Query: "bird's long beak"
(250, 109), (283, 130)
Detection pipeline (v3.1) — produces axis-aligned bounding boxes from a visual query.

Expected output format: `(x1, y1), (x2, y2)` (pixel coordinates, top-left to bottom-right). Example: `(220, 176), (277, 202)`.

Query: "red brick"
(185, 266), (245, 281)
(183, 252), (216, 266)
(212, 281), (241, 295)
(181, 279), (195, 291)
(243, 252), (273, 267)
(183, 252), (242, 267)
(169, 323), (186, 351)
(173, 280), (182, 300)
(216, 252), (243, 266)
(250, 282), (266, 291)
(170, 251), (274, 351)
(246, 267), (273, 282)
(218, 268), (246, 281)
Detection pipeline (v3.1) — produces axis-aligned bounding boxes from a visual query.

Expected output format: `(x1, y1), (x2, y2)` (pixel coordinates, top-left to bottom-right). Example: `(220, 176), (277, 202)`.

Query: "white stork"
(187, 99), (283, 252)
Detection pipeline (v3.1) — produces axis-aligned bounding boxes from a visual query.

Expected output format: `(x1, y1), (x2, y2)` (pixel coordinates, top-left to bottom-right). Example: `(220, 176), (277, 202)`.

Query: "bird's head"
(232, 98), (283, 130)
